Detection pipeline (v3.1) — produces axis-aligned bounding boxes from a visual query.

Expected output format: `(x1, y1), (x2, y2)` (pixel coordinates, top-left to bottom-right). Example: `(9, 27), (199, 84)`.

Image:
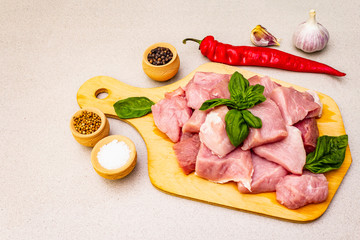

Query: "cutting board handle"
(76, 76), (168, 118)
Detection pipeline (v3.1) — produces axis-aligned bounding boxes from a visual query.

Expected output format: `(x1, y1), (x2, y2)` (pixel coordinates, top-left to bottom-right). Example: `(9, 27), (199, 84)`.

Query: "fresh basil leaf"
(246, 85), (266, 102)
(225, 109), (249, 147)
(241, 110), (262, 128)
(241, 85), (266, 109)
(247, 84), (265, 96)
(305, 135), (348, 173)
(235, 100), (262, 110)
(199, 98), (236, 111)
(228, 73), (266, 110)
(113, 97), (154, 119)
(229, 71), (249, 102)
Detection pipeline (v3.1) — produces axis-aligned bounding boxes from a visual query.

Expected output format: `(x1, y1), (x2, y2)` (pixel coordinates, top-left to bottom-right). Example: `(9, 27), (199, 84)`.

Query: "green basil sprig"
(241, 110), (262, 128)
(113, 97), (154, 119)
(225, 109), (249, 147)
(199, 98), (237, 110)
(305, 135), (348, 173)
(199, 71), (266, 147)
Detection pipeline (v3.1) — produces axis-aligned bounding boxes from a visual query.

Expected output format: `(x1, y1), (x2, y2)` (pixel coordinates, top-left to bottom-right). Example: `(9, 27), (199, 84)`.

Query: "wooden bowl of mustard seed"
(70, 107), (110, 147)
(142, 42), (180, 81)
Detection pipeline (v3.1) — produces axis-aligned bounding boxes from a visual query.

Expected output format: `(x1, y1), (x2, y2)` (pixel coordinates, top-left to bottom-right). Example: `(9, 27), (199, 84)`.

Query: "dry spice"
(147, 47), (173, 66)
(97, 140), (131, 170)
(73, 111), (101, 134)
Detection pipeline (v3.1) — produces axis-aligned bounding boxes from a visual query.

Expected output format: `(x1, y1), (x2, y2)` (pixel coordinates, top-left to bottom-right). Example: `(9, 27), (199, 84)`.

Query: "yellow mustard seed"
(73, 111), (102, 134)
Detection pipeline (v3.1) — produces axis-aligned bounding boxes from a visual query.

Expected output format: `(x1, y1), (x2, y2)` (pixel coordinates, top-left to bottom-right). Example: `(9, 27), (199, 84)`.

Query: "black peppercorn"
(147, 47), (173, 66)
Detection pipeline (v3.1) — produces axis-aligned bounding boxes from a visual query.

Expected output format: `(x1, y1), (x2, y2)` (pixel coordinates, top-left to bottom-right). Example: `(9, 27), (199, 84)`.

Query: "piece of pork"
(164, 86), (186, 98)
(173, 133), (201, 175)
(269, 86), (321, 125)
(248, 75), (281, 97)
(306, 90), (323, 118)
(253, 125), (306, 175)
(195, 143), (253, 190)
(184, 72), (231, 109)
(210, 77), (231, 100)
(182, 109), (208, 133)
(238, 153), (288, 194)
(276, 171), (328, 209)
(294, 118), (319, 154)
(151, 87), (192, 142)
(199, 106), (235, 158)
(241, 99), (288, 150)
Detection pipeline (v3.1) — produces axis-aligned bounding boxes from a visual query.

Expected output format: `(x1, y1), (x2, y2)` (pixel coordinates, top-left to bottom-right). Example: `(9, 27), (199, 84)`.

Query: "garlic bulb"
(250, 25), (280, 47)
(293, 10), (329, 53)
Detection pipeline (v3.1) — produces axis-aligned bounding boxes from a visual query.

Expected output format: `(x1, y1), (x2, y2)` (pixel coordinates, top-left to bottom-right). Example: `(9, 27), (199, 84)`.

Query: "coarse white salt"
(97, 139), (131, 170)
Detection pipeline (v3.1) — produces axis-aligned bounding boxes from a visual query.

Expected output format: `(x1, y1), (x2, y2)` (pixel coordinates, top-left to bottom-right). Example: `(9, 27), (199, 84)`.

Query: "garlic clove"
(250, 25), (280, 47)
(293, 10), (329, 53)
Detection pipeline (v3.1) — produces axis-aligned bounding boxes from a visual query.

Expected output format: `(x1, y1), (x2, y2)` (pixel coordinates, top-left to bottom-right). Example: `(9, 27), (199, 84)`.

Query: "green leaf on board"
(305, 135), (348, 173)
(113, 97), (154, 119)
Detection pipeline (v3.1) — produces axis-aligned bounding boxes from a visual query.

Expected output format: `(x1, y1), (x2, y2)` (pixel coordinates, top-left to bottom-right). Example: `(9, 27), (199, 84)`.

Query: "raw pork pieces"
(151, 87), (192, 142)
(152, 71), (327, 209)
(238, 153), (287, 194)
(276, 171), (328, 209)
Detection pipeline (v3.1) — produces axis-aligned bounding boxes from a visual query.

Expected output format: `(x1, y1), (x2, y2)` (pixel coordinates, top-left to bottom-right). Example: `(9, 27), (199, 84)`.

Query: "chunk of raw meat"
(178, 132), (194, 141)
(294, 118), (319, 153)
(253, 125), (306, 174)
(184, 72), (231, 109)
(241, 99), (288, 150)
(270, 86), (321, 125)
(248, 75), (262, 85)
(182, 109), (208, 133)
(195, 143), (253, 189)
(164, 86), (186, 98)
(248, 75), (281, 97)
(276, 171), (328, 209)
(199, 106), (235, 157)
(238, 153), (288, 193)
(306, 90), (323, 117)
(209, 77), (231, 100)
(151, 87), (192, 142)
(173, 133), (201, 175)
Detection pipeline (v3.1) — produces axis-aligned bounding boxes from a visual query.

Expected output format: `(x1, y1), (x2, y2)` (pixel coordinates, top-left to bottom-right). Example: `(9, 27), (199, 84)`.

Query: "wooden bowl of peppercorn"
(142, 42), (180, 81)
(70, 107), (110, 147)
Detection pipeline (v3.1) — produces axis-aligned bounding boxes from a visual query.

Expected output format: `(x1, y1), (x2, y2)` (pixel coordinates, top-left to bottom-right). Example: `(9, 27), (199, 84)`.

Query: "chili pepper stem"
(183, 38), (202, 45)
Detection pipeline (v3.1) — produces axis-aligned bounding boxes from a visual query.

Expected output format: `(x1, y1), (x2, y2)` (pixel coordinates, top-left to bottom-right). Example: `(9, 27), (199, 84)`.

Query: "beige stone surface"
(1, 0), (359, 239)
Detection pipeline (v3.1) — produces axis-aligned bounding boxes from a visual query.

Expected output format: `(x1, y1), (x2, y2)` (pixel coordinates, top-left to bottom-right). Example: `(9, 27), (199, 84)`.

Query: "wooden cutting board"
(77, 62), (352, 222)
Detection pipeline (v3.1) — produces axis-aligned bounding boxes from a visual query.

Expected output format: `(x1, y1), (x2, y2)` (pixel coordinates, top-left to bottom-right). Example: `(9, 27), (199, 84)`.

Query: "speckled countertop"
(1, 0), (359, 239)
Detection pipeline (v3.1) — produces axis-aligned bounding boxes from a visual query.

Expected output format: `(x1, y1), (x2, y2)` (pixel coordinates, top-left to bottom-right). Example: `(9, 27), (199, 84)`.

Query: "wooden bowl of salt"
(91, 135), (137, 180)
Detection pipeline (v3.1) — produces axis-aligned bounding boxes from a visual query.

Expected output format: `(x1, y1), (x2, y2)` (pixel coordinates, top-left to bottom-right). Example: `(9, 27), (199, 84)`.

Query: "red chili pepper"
(183, 36), (346, 77)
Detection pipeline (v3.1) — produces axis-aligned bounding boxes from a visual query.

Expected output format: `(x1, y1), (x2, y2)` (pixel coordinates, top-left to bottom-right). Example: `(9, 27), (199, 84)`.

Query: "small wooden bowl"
(91, 135), (137, 180)
(70, 107), (110, 147)
(142, 42), (180, 81)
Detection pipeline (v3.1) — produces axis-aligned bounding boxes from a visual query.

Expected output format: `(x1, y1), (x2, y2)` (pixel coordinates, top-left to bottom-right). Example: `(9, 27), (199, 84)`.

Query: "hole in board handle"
(95, 88), (109, 99)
